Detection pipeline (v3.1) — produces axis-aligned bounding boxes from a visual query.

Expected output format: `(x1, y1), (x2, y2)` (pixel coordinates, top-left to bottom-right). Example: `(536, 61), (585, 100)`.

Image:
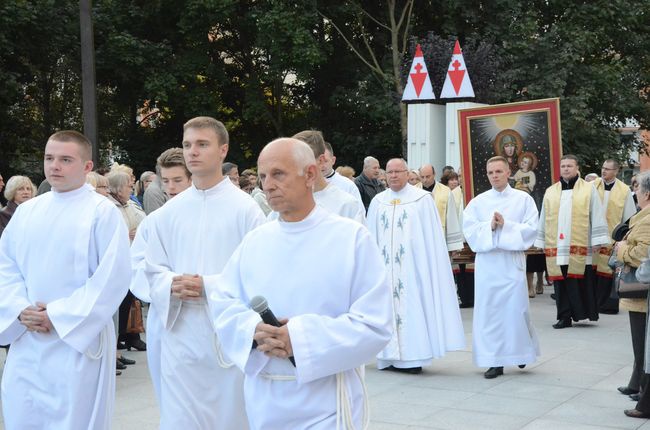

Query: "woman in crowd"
(107, 171), (147, 353)
(441, 171), (464, 223)
(0, 176), (36, 237)
(408, 170), (422, 187)
(88, 171), (133, 374)
(111, 162), (142, 208)
(378, 169), (388, 188)
(0, 175), (36, 352)
(336, 166), (356, 180)
(617, 171), (650, 419)
(135, 171), (155, 205)
(86, 171), (110, 197)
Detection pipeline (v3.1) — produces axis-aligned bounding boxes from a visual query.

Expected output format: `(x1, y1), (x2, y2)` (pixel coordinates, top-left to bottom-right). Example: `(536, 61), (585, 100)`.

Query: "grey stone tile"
(447, 392), (560, 418)
(372, 385), (475, 408)
(521, 418), (634, 430)
(370, 401), (443, 426)
(484, 379), (582, 402)
(543, 402), (643, 429)
(420, 408), (534, 430)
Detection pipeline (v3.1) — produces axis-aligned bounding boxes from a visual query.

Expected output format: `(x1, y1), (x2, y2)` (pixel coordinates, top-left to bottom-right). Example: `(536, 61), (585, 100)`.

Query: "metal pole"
(79, 0), (98, 166)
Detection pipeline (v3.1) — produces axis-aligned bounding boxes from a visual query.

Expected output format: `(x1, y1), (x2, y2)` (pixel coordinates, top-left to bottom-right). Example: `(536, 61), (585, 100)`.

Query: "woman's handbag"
(616, 264), (650, 299)
(126, 300), (145, 333)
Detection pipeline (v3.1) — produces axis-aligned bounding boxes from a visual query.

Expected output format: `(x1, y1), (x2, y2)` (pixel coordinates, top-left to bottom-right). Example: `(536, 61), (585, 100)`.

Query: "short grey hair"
(140, 171), (155, 182)
(363, 156), (378, 169)
(4, 175), (36, 201)
(107, 171), (131, 195)
(637, 171), (650, 195)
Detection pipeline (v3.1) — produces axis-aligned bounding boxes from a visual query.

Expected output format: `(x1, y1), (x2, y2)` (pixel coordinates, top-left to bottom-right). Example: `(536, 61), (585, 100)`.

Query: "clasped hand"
(171, 274), (204, 300)
(254, 319), (293, 359)
(19, 302), (53, 333)
(491, 211), (505, 231)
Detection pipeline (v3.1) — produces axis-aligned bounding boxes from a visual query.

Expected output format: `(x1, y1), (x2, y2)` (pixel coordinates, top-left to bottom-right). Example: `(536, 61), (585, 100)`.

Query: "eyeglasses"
(601, 167), (617, 171)
(386, 170), (408, 175)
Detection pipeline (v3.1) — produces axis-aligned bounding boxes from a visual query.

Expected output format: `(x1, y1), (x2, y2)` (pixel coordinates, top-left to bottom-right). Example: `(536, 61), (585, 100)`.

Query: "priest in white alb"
(145, 117), (265, 429)
(367, 158), (465, 374)
(206, 138), (392, 429)
(0, 131), (132, 429)
(463, 156), (540, 379)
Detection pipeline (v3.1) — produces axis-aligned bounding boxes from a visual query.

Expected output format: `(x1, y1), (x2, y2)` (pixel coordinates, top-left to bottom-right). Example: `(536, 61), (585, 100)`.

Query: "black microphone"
(250, 295), (296, 367)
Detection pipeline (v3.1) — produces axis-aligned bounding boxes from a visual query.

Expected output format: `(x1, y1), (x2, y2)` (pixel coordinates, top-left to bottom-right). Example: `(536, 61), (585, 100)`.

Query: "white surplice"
(432, 182), (464, 251)
(463, 185), (540, 367)
(0, 184), (132, 429)
(205, 206), (392, 430)
(268, 183), (365, 223)
(367, 184), (465, 369)
(145, 179), (265, 430)
(129, 214), (163, 404)
(535, 184), (609, 261)
(326, 171), (365, 214)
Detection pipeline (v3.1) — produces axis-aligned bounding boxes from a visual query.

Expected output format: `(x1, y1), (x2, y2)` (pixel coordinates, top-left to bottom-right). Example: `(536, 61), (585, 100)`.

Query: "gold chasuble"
(543, 178), (592, 280)
(432, 182), (451, 235)
(592, 178), (628, 277)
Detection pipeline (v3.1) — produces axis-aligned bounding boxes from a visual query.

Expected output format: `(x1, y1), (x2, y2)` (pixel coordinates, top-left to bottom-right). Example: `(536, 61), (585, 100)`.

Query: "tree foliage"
(0, 0), (648, 181)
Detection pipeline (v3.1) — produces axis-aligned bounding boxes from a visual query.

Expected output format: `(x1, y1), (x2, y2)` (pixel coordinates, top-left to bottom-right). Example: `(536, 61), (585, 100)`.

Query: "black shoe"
(117, 356), (136, 365)
(518, 364), (526, 369)
(553, 319), (572, 329)
(126, 339), (147, 351)
(116, 360), (127, 370)
(630, 393), (641, 401)
(116, 370), (122, 376)
(550, 293), (556, 300)
(382, 365), (422, 374)
(117, 342), (127, 350)
(484, 367), (504, 379)
(618, 386), (639, 395)
(624, 409), (650, 418)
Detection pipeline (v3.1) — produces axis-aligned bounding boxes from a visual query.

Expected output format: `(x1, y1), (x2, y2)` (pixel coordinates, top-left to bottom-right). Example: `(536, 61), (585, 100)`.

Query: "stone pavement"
(1, 285), (649, 429)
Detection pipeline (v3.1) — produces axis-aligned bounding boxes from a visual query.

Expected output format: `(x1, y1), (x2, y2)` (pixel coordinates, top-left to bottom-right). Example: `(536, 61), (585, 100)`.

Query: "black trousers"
(554, 265), (598, 322)
(456, 264), (474, 307)
(118, 290), (140, 343)
(628, 311), (648, 391)
(595, 274), (619, 314)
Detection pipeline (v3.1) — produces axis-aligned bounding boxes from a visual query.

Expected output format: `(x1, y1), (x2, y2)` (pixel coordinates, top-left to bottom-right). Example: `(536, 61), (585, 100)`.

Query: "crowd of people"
(0, 119), (649, 428)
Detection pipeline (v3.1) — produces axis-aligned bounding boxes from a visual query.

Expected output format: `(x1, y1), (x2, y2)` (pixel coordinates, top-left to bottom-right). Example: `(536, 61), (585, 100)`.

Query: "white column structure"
(407, 104), (445, 171)
(407, 102), (487, 172)
(445, 102), (487, 170)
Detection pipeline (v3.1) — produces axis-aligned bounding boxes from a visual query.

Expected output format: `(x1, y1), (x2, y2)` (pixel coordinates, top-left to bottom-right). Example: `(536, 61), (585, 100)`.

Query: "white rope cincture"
(201, 304), (234, 368)
(84, 326), (106, 360)
(336, 367), (369, 430)
(213, 334), (234, 369)
(258, 366), (369, 430)
(260, 373), (297, 381)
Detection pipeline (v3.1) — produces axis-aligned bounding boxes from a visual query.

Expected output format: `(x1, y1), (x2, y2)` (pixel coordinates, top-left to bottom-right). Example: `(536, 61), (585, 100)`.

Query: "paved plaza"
(2, 285), (650, 429)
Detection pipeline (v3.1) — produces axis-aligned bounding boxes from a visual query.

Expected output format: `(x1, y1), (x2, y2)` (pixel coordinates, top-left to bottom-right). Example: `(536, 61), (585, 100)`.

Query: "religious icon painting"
(457, 98), (562, 210)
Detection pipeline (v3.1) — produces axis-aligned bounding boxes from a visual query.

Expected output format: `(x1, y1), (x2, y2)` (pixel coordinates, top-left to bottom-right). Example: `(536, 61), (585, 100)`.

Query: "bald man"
(207, 138), (391, 429)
